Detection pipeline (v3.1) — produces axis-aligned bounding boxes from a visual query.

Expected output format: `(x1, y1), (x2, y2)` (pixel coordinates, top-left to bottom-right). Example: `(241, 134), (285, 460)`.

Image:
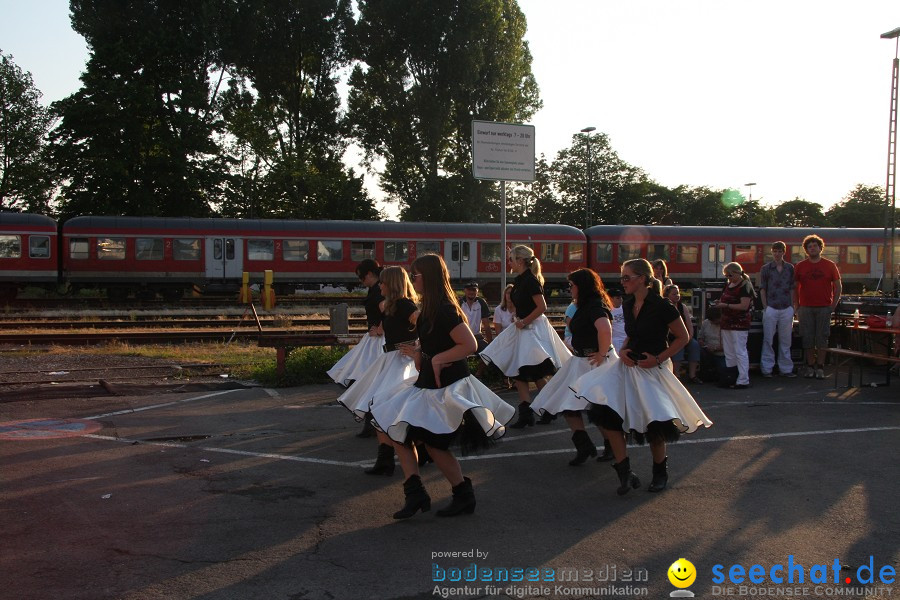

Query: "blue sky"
(2, 0), (899, 215)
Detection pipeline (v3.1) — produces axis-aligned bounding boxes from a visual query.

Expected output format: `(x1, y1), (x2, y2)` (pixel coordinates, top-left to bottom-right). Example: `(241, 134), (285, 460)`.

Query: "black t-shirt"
(511, 270), (543, 319)
(569, 297), (612, 354)
(382, 298), (418, 346)
(415, 301), (469, 389)
(364, 284), (384, 327)
(623, 290), (681, 357)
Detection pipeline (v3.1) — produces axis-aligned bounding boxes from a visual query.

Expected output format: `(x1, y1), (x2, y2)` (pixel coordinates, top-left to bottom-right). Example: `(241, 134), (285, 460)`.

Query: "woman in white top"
(493, 284), (515, 335)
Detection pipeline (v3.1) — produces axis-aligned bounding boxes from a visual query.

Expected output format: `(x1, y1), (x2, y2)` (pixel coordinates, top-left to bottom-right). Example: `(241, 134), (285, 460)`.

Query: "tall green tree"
(825, 184), (888, 228)
(219, 0), (378, 220)
(50, 0), (229, 218)
(348, 0), (541, 222)
(671, 186), (731, 226)
(773, 198), (828, 227)
(0, 52), (55, 213)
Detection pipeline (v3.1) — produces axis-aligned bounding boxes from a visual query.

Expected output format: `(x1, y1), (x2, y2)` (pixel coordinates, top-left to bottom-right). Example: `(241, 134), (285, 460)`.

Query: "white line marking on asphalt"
(264, 388), (280, 398)
(81, 425), (900, 469)
(83, 389), (243, 420)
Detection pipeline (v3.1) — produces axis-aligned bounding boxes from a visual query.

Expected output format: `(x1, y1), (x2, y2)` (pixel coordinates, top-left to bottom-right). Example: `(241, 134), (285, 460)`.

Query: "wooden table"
(828, 324), (900, 387)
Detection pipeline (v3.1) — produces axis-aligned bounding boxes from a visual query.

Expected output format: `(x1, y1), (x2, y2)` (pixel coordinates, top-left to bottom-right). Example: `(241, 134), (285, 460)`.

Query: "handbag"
(865, 315), (887, 328)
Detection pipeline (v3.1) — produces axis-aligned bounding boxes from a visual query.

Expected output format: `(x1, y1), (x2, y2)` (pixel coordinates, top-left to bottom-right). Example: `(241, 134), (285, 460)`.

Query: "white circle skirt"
(531, 348), (620, 417)
(480, 315), (572, 377)
(326, 333), (385, 388)
(336, 349), (418, 420)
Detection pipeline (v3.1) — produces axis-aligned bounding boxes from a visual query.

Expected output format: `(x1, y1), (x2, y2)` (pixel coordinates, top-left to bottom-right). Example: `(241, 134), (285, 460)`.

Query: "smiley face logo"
(668, 558), (697, 588)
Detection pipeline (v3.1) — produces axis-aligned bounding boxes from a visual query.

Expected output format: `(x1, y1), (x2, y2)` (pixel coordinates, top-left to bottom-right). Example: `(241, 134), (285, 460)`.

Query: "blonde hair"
(622, 258), (662, 295)
(723, 261), (754, 293)
(511, 244), (544, 286)
(380, 266), (417, 315)
(499, 284), (514, 312)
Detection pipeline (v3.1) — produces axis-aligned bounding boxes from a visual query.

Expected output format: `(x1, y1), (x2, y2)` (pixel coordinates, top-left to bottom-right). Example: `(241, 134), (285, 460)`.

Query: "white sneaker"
(815, 368), (825, 380)
(804, 366), (815, 378)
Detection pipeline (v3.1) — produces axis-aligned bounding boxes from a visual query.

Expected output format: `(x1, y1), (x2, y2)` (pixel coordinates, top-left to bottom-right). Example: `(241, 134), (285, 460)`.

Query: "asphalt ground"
(1, 371), (898, 600)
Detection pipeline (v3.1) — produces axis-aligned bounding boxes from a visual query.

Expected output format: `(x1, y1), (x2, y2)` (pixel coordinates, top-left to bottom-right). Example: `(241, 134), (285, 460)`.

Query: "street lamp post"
(745, 182), (757, 226)
(881, 26), (900, 296)
(581, 126), (596, 229)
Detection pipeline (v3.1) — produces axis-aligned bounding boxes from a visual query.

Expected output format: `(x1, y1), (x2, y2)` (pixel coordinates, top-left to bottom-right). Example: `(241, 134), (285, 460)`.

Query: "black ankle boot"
(596, 438), (614, 462)
(509, 402), (535, 429)
(356, 413), (376, 438)
(568, 430), (597, 466)
(416, 443), (434, 466)
(648, 457), (668, 492)
(537, 411), (557, 425)
(364, 443), (395, 476)
(435, 477), (476, 517)
(393, 475), (431, 519)
(612, 456), (641, 496)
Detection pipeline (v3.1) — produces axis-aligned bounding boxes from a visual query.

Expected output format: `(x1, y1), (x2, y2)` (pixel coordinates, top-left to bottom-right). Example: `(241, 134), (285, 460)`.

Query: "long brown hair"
(567, 268), (611, 310)
(410, 254), (465, 332)
(499, 284), (514, 312)
(380, 266), (417, 315)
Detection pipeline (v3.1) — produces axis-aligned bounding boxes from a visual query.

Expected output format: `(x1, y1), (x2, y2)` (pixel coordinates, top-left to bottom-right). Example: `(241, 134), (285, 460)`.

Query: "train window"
(734, 245), (757, 264)
(318, 240), (343, 261)
(847, 245), (867, 265)
(70, 238), (89, 260)
(416, 241), (440, 257)
(248, 239), (275, 261)
(481, 242), (502, 263)
(542, 243), (563, 262)
(822, 245), (839, 262)
(618, 244), (641, 261)
(351, 241), (375, 261)
(596, 243), (613, 263)
(97, 238), (126, 260)
(569, 243), (583, 262)
(173, 238), (201, 260)
(225, 239), (235, 260)
(451, 242), (459, 262)
(283, 240), (309, 261)
(462, 242), (470, 261)
(29, 236), (50, 259)
(676, 245), (698, 263)
(790, 246), (804, 264)
(0, 235), (21, 258)
(136, 238), (164, 260)
(384, 242), (408, 262)
(648, 244), (668, 261)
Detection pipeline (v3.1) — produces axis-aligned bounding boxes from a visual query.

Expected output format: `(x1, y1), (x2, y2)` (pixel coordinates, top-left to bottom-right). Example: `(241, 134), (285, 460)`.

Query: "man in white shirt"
(461, 282), (493, 352)
(607, 284), (627, 353)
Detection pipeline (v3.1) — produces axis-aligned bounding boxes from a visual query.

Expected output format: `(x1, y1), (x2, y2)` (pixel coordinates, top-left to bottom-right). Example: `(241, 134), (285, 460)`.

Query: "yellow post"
(238, 271), (252, 304)
(263, 270), (276, 310)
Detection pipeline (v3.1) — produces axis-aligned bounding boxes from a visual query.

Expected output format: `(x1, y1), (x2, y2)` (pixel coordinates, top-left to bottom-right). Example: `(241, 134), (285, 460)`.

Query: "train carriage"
(61, 217), (586, 300)
(0, 212), (59, 301)
(585, 224), (900, 293)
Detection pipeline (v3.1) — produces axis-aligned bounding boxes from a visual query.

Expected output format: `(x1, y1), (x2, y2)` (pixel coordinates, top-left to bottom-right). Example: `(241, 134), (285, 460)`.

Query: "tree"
(772, 198), (828, 227)
(348, 0), (541, 221)
(50, 0), (229, 218)
(670, 186), (731, 226)
(218, 0), (379, 220)
(0, 52), (55, 213)
(825, 184), (888, 228)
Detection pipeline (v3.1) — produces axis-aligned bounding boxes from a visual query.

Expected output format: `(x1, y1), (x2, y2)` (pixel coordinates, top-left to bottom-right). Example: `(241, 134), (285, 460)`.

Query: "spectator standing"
(493, 284), (515, 336)
(461, 281), (493, 352)
(563, 301), (578, 350)
(758, 241), (796, 377)
(792, 234), (842, 379)
(607, 284), (627, 353)
(652, 259), (674, 287)
(714, 262), (754, 389)
(664, 285), (702, 384)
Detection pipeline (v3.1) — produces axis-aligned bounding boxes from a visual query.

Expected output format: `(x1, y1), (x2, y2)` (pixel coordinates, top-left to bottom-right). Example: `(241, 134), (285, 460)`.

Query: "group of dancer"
(330, 247), (713, 519)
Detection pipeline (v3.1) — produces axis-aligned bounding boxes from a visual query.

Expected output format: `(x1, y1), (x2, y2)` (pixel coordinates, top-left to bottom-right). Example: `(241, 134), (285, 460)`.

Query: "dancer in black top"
(531, 269), (617, 464)
(370, 254), (514, 519)
(572, 259), (712, 495)
(337, 266), (419, 476)
(481, 245), (571, 428)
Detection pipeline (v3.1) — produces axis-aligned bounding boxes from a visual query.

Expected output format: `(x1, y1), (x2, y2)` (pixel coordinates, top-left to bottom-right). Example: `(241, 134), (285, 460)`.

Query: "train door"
(205, 237), (243, 280)
(702, 242), (730, 280)
(444, 239), (477, 281)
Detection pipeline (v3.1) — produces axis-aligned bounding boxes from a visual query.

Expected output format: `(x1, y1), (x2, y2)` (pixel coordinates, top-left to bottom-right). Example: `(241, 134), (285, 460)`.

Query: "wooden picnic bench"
(825, 347), (900, 388)
(258, 333), (363, 377)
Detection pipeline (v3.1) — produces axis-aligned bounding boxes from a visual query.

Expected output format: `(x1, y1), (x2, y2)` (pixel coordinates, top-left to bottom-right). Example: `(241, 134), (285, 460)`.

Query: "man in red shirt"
(792, 234), (842, 379)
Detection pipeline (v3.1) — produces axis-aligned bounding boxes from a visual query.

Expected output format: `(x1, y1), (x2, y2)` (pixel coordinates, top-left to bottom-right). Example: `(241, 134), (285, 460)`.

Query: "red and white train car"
(61, 217), (586, 300)
(0, 212), (59, 301)
(585, 224), (900, 292)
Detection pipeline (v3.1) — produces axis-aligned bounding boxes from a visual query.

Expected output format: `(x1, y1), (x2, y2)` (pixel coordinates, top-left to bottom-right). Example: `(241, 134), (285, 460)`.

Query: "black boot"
(416, 443), (434, 466)
(435, 477), (476, 517)
(509, 402), (535, 429)
(537, 411), (558, 425)
(596, 437), (614, 462)
(364, 443), (395, 476)
(393, 475), (431, 519)
(356, 413), (376, 438)
(568, 430), (597, 466)
(648, 457), (668, 492)
(612, 456), (641, 496)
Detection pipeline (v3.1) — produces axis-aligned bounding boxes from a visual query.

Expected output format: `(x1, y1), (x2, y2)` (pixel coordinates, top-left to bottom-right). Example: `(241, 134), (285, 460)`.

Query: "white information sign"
(471, 120), (535, 182)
